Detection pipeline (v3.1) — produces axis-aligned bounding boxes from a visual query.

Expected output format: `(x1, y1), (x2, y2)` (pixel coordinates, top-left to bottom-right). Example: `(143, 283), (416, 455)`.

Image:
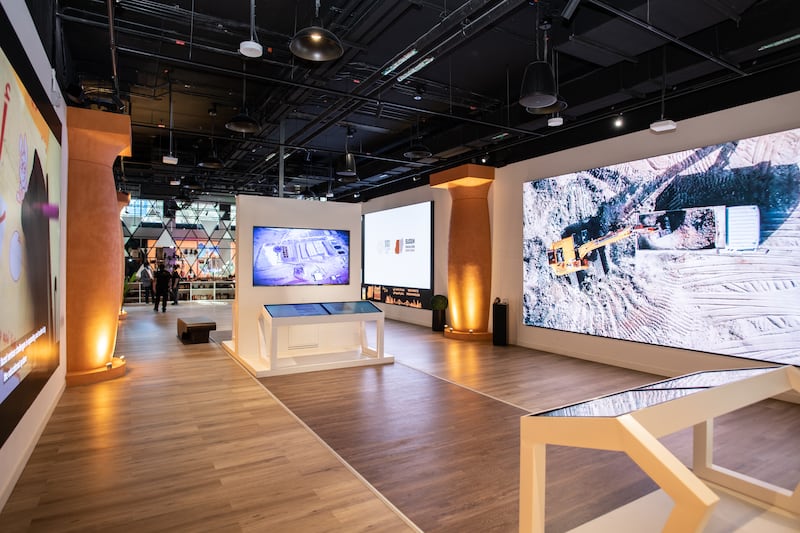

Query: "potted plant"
(120, 273), (138, 319)
(431, 294), (448, 332)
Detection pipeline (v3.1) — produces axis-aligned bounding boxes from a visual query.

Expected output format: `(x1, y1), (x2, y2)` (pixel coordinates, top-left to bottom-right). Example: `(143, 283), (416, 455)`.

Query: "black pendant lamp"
(226, 67), (260, 134)
(290, 0), (344, 62)
(403, 143), (432, 160)
(525, 51), (567, 115)
(519, 9), (557, 109)
(198, 119), (224, 169)
(519, 61), (557, 108)
(337, 153), (358, 182)
(403, 117), (432, 160)
(336, 127), (358, 182)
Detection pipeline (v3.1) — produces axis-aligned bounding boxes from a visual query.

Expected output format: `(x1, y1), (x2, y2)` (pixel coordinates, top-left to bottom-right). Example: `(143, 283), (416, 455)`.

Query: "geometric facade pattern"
(121, 199), (236, 279)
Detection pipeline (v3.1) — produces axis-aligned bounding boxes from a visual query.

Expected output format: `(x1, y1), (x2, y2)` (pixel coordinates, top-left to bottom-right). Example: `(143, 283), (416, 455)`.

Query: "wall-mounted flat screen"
(522, 128), (800, 366)
(0, 7), (62, 447)
(362, 201), (433, 308)
(253, 226), (350, 286)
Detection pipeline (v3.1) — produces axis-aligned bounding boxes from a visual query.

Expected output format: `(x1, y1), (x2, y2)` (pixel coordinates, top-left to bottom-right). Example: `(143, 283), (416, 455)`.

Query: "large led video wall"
(522, 128), (800, 366)
(362, 201), (433, 309)
(0, 11), (62, 447)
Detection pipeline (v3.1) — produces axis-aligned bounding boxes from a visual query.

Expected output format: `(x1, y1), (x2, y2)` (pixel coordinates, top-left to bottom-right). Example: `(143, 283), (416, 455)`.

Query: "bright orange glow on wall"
(431, 164), (494, 337)
(449, 264), (485, 331)
(93, 325), (112, 368)
(66, 108), (131, 383)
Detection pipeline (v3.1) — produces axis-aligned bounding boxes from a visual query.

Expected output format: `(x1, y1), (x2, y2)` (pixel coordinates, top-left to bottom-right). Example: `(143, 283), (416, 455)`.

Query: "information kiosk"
(257, 300), (391, 376)
(520, 366), (800, 533)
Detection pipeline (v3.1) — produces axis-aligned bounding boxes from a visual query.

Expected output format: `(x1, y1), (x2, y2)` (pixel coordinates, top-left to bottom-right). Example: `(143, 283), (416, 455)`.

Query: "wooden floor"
(2, 302), (799, 532)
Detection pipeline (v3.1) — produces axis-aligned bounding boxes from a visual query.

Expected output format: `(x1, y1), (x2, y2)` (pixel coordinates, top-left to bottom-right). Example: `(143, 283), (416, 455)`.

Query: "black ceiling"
(32, 0), (800, 203)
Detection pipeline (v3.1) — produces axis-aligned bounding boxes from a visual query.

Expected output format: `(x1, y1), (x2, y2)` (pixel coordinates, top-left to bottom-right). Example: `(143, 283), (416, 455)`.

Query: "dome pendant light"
(519, 7), (557, 109)
(198, 121), (224, 169)
(336, 127), (358, 182)
(403, 117), (432, 160)
(290, 0), (344, 62)
(225, 65), (260, 134)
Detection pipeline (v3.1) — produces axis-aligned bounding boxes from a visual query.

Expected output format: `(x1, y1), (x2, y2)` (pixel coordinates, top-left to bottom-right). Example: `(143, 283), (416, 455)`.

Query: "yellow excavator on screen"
(546, 226), (657, 276)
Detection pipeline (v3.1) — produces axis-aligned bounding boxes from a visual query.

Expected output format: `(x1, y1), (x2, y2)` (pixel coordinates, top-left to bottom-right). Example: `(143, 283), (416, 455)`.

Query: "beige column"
(430, 164), (494, 341)
(65, 107), (131, 386)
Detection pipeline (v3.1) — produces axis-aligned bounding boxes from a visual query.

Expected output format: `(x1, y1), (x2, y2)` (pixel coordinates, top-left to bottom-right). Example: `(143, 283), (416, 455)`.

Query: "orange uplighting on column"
(430, 164), (494, 341)
(65, 107), (131, 386)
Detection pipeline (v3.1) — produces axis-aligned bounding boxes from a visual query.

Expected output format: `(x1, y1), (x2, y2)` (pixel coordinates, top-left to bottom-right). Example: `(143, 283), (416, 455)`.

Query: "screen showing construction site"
(522, 127), (800, 366)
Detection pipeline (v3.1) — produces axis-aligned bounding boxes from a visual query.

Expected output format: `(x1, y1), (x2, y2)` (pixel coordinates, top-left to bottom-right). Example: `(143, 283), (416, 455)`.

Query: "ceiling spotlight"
(239, 41), (263, 58)
(480, 154), (489, 164)
(413, 85), (425, 101)
(239, 0), (263, 57)
(290, 0), (344, 62)
(651, 49), (677, 134)
(650, 119), (677, 133)
(614, 115), (623, 128)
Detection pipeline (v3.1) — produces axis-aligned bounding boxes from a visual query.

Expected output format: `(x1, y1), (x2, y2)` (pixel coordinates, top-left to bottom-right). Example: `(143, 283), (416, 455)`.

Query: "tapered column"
(65, 107), (131, 386)
(431, 164), (494, 341)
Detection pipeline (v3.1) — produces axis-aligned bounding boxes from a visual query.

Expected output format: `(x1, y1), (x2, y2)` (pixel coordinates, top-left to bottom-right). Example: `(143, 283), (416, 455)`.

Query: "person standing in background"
(137, 260), (154, 304)
(170, 265), (183, 305)
(153, 263), (172, 312)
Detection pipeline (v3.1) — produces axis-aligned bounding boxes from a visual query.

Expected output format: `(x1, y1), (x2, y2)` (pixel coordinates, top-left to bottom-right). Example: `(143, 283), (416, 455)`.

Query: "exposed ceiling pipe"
(587, 0), (747, 76)
(105, 0), (120, 103)
(285, 0), (531, 148)
(115, 46), (539, 137)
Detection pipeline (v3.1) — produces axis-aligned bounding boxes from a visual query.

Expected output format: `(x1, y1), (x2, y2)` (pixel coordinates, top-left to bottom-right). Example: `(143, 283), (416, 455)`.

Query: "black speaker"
(493, 302), (508, 346)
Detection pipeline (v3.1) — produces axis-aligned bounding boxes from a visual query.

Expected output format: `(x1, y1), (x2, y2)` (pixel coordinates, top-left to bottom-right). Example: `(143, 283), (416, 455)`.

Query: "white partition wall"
(229, 195), (363, 373)
(361, 186), (452, 327)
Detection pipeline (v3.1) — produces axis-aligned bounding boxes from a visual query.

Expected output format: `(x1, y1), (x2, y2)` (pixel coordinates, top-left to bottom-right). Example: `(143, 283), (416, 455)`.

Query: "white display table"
(520, 366), (800, 533)
(256, 301), (392, 376)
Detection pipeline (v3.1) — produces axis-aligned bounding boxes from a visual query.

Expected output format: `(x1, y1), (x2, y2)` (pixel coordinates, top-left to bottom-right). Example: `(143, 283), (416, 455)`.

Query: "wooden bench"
(177, 317), (217, 344)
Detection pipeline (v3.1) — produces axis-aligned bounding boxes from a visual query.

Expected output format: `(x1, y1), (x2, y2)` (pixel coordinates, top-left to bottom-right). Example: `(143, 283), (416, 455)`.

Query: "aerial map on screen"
(253, 226), (350, 286)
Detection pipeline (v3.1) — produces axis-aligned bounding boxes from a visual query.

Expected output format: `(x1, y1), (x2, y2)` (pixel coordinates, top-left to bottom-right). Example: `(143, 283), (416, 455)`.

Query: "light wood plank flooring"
(1, 303), (415, 532)
(2, 302), (799, 532)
